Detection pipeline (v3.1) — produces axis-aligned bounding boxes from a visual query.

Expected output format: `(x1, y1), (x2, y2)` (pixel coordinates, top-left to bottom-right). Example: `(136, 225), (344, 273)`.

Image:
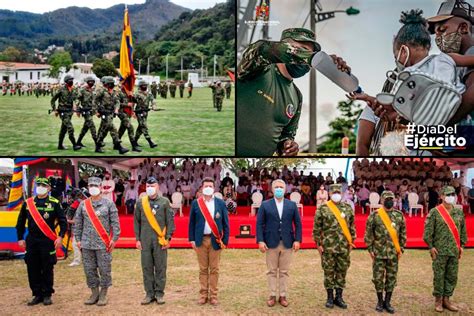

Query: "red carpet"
(116, 206), (474, 249)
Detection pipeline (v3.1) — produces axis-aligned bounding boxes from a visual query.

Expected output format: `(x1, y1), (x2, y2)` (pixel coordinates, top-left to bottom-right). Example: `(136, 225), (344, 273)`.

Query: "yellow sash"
(142, 196), (168, 246)
(376, 207), (401, 255)
(326, 200), (354, 247)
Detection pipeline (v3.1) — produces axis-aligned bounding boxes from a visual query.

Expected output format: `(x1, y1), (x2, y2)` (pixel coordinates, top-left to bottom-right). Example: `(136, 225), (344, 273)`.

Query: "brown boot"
(209, 298), (218, 306)
(278, 296), (289, 307)
(435, 296), (444, 312)
(267, 296), (276, 307)
(198, 297), (207, 305)
(443, 297), (459, 312)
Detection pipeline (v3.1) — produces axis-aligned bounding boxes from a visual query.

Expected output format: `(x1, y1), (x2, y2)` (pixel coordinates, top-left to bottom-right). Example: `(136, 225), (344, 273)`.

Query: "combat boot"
(443, 297), (459, 312)
(84, 287), (99, 305)
(43, 296), (52, 306)
(69, 136), (82, 151)
(141, 295), (155, 305)
(376, 292), (384, 312)
(146, 137), (158, 148)
(384, 292), (395, 314)
(96, 288), (108, 306)
(115, 142), (129, 155)
(334, 288), (347, 309)
(76, 133), (85, 147)
(325, 289), (334, 308)
(58, 132), (66, 150)
(95, 144), (105, 153)
(27, 296), (43, 306)
(435, 296), (443, 312)
(132, 141), (142, 152)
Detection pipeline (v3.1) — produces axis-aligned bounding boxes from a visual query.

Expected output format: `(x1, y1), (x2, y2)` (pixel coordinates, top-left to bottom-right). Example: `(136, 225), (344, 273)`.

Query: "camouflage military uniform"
(187, 82), (193, 98)
(224, 82), (231, 99)
(134, 193), (175, 300)
(237, 28), (319, 156)
(76, 85), (97, 145)
(169, 82), (177, 98)
(95, 81), (122, 152)
(117, 90), (136, 146)
(160, 83), (168, 99)
(151, 82), (158, 99)
(179, 81), (185, 98)
(133, 88), (157, 147)
(209, 83), (217, 108)
(423, 188), (467, 298)
(214, 84), (225, 112)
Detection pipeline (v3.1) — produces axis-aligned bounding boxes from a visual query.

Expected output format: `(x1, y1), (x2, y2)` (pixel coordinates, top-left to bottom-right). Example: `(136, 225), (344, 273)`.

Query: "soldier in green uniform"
(179, 80), (185, 98)
(76, 76), (98, 148)
(187, 80), (193, 98)
(151, 81), (158, 99)
(117, 85), (141, 152)
(209, 81), (217, 108)
(50, 75), (82, 151)
(94, 76), (129, 154)
(364, 191), (406, 314)
(214, 81), (225, 112)
(423, 186), (467, 313)
(169, 81), (177, 98)
(134, 177), (175, 305)
(236, 28), (350, 156)
(160, 82), (168, 99)
(133, 80), (158, 148)
(313, 183), (355, 309)
(224, 81), (231, 99)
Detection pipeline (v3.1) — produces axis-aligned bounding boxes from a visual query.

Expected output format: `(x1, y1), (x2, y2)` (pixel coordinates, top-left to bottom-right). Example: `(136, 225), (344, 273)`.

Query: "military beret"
(84, 76), (95, 82)
(138, 80), (148, 86)
(280, 27), (321, 52)
(88, 177), (102, 186)
(329, 184), (342, 193)
(64, 75), (74, 82)
(35, 177), (50, 186)
(441, 186), (456, 196)
(146, 176), (158, 184)
(381, 190), (395, 199)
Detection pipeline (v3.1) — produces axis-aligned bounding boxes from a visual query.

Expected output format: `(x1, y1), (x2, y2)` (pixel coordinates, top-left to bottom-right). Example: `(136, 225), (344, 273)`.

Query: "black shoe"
(76, 141), (85, 148)
(58, 144), (66, 150)
(95, 145), (105, 153)
(334, 288), (347, 309)
(73, 144), (82, 151)
(147, 138), (157, 148)
(116, 144), (129, 155)
(27, 296), (43, 306)
(384, 292), (395, 314)
(376, 292), (384, 312)
(43, 296), (52, 306)
(325, 289), (334, 308)
(132, 141), (142, 152)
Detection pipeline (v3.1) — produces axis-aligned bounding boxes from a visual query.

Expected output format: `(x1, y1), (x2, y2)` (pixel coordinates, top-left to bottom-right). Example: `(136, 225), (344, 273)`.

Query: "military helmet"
(63, 75), (74, 82)
(84, 76), (95, 83)
(103, 76), (115, 84)
(138, 80), (148, 86)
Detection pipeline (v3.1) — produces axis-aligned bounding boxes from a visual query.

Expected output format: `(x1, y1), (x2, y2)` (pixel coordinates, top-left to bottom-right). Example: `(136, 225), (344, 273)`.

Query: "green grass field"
(0, 88), (234, 156)
(0, 249), (473, 315)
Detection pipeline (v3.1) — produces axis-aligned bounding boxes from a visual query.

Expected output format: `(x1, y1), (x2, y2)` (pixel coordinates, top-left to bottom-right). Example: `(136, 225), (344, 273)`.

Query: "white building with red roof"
(0, 62), (51, 83)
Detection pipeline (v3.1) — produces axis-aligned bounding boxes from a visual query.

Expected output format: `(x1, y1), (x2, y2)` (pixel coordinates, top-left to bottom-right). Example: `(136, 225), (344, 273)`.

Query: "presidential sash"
(26, 197), (57, 241)
(326, 200), (355, 247)
(436, 204), (461, 251)
(197, 197), (226, 249)
(376, 207), (402, 255)
(84, 198), (112, 250)
(141, 196), (168, 246)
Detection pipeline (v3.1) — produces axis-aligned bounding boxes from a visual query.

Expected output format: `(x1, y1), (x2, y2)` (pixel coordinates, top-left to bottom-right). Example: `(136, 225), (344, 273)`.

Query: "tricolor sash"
(141, 196), (168, 246)
(376, 207), (402, 255)
(436, 204), (461, 251)
(326, 200), (355, 247)
(197, 197), (226, 249)
(84, 198), (112, 250)
(26, 197), (57, 241)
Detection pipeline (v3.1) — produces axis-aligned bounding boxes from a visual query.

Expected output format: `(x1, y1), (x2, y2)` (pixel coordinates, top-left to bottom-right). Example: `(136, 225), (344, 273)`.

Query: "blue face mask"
(274, 187), (285, 198)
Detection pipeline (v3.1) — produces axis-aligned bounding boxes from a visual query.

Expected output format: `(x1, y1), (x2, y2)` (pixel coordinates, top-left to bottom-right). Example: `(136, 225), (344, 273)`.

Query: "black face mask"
(285, 64), (311, 79)
(140, 86), (147, 91)
(87, 82), (95, 88)
(107, 83), (115, 89)
(66, 80), (74, 87)
(384, 199), (394, 209)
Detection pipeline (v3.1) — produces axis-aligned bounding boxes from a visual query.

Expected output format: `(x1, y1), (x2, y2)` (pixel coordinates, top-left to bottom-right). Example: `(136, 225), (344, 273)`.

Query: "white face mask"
(36, 186), (49, 196)
(89, 187), (101, 196)
(146, 187), (156, 196)
(202, 187), (214, 196)
(395, 45), (410, 72)
(331, 193), (342, 203)
(444, 196), (456, 205)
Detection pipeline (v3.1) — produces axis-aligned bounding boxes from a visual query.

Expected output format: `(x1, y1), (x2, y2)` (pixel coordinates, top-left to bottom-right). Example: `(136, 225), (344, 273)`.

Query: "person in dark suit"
(188, 177), (229, 306)
(257, 179), (302, 308)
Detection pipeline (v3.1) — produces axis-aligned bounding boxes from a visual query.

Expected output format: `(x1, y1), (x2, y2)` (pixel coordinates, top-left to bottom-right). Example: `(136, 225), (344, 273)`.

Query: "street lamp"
(307, 1), (359, 153)
(166, 54), (169, 81)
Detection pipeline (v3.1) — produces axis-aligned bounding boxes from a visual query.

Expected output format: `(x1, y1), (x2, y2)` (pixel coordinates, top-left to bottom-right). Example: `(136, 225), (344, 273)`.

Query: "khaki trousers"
(266, 241), (293, 297)
(196, 236), (221, 299)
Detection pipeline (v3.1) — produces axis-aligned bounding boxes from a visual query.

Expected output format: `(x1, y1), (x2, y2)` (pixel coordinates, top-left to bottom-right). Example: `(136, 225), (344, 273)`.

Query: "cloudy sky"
(0, 0), (227, 12)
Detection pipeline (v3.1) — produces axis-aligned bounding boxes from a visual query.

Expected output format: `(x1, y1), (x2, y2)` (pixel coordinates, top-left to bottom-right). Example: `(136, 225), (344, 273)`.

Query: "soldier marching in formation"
(169, 81), (177, 98)
(224, 81), (232, 99)
(118, 85), (141, 152)
(133, 80), (158, 149)
(76, 76), (98, 148)
(178, 80), (185, 98)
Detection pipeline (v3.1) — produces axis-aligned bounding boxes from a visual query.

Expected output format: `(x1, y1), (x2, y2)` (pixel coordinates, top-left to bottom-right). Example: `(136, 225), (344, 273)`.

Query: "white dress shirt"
(274, 198), (284, 219)
(203, 197), (215, 234)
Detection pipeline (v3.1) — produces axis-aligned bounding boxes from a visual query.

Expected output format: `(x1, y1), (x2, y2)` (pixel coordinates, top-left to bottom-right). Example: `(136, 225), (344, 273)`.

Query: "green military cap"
(63, 75), (74, 82)
(441, 185), (456, 196)
(381, 190), (395, 199)
(84, 76), (95, 82)
(35, 177), (50, 186)
(329, 184), (342, 193)
(280, 27), (321, 51)
(138, 80), (148, 86)
(88, 177), (102, 186)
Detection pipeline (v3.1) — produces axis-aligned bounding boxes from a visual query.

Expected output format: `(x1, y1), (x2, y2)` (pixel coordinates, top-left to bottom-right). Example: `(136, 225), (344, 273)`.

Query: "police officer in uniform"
(16, 177), (67, 306)
(50, 75), (82, 151)
(313, 184), (355, 309)
(76, 76), (98, 147)
(133, 80), (158, 149)
(237, 28), (350, 156)
(423, 186), (467, 312)
(134, 177), (175, 305)
(365, 191), (406, 313)
(74, 177), (121, 306)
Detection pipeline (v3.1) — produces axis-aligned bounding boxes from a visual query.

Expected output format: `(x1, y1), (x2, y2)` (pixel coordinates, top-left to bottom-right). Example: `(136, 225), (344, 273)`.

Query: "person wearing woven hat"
(134, 177), (175, 305)
(133, 80), (158, 149)
(313, 183), (355, 309)
(74, 176), (121, 306)
(423, 185), (467, 312)
(16, 177), (67, 306)
(237, 27), (350, 156)
(51, 75), (82, 151)
(76, 76), (98, 148)
(365, 190), (406, 314)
